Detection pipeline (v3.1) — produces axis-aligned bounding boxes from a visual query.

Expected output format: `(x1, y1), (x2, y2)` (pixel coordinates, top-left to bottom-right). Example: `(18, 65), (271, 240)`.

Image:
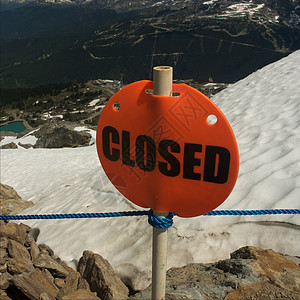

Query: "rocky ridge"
(1, 220), (299, 300)
(0, 221), (129, 300)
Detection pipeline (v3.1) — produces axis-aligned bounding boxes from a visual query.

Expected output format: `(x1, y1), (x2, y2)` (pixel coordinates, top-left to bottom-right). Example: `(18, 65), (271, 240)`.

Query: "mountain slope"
(1, 0), (299, 87)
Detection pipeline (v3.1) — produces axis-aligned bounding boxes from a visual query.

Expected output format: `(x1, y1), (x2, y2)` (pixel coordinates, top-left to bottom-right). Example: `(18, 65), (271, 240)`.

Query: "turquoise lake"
(0, 121), (26, 133)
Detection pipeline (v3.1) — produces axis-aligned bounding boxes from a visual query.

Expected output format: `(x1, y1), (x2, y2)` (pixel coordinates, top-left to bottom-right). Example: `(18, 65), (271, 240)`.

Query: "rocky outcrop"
(78, 250), (129, 300)
(134, 246), (300, 299)
(0, 143), (17, 149)
(0, 222), (100, 299)
(0, 222), (132, 300)
(0, 183), (34, 215)
(33, 123), (91, 148)
(1, 216), (299, 299)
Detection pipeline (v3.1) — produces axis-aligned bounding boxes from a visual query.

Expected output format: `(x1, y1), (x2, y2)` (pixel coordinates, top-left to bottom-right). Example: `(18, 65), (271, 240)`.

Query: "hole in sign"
(114, 101), (120, 111)
(207, 114), (217, 125)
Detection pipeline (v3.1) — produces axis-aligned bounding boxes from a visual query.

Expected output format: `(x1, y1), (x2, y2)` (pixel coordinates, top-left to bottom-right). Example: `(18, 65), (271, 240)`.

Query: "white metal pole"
(151, 66), (173, 300)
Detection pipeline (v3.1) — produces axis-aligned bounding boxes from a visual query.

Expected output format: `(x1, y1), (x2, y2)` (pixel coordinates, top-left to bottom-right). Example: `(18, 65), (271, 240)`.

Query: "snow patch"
(88, 99), (101, 107)
(0, 128), (39, 147)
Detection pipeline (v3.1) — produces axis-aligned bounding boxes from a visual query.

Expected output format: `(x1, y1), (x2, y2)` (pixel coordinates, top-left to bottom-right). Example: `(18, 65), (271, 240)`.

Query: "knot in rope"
(147, 210), (174, 229)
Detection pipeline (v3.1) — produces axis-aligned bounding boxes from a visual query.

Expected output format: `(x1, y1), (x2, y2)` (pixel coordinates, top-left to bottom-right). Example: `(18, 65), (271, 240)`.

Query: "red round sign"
(96, 81), (239, 217)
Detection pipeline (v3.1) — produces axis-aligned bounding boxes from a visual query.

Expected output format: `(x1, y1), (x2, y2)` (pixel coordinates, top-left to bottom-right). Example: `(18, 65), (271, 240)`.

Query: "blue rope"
(0, 209), (299, 229)
(148, 210), (175, 229)
(203, 209), (300, 216)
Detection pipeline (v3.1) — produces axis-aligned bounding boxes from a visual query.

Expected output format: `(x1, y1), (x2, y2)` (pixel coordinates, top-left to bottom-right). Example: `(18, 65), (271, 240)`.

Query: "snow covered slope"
(1, 50), (300, 291)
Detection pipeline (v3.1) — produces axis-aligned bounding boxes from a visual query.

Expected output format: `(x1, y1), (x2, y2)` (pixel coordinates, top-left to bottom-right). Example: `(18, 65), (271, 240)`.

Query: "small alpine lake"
(0, 121), (26, 133)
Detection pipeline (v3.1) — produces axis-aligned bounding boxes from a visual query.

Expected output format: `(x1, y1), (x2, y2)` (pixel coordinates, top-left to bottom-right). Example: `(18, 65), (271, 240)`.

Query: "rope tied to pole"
(147, 210), (175, 229)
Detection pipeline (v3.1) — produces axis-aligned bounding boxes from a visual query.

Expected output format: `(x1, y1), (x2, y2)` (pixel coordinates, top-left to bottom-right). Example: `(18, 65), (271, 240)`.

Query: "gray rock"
(29, 227), (40, 242)
(0, 183), (34, 215)
(135, 246), (300, 300)
(230, 246), (257, 260)
(33, 253), (69, 278)
(78, 250), (129, 300)
(213, 258), (256, 279)
(7, 239), (31, 261)
(34, 124), (91, 148)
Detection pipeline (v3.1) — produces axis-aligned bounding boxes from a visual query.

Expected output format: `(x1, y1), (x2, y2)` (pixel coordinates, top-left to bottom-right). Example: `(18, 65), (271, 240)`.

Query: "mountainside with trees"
(1, 0), (299, 88)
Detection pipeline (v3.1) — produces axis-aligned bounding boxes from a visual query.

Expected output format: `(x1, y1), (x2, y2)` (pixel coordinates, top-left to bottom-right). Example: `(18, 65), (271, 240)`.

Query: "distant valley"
(1, 0), (299, 88)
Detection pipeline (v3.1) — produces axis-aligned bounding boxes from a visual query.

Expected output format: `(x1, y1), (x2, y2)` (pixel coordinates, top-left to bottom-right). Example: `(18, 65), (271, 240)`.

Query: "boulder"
(7, 239), (31, 261)
(0, 183), (34, 215)
(78, 250), (129, 300)
(0, 222), (95, 299)
(34, 124), (91, 148)
(9, 269), (59, 300)
(28, 227), (40, 242)
(33, 253), (69, 278)
(0, 223), (28, 248)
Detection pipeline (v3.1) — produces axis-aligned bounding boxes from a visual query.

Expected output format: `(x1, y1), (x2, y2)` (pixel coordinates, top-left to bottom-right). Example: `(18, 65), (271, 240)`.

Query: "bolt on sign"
(96, 80), (239, 217)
